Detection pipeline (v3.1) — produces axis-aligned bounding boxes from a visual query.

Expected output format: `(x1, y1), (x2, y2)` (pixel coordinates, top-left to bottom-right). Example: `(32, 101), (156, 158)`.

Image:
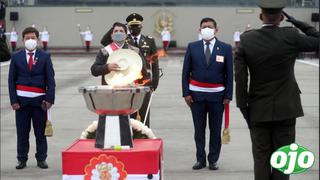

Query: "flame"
(134, 72), (151, 86)
(146, 52), (160, 63)
(137, 72), (143, 80)
(157, 49), (167, 57)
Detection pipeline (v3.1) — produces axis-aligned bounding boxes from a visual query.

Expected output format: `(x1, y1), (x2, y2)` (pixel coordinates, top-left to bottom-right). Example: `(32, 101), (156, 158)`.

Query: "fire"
(157, 49), (167, 57)
(137, 72), (143, 80)
(146, 52), (160, 63)
(134, 72), (151, 86)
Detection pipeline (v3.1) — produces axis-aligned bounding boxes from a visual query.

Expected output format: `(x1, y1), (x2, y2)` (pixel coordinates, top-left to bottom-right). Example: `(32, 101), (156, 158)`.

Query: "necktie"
(134, 37), (138, 47)
(205, 42), (211, 64)
(28, 52), (34, 71)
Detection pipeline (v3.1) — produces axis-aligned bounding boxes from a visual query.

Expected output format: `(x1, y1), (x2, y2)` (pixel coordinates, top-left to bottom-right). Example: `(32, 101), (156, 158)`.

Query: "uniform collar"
(262, 23), (278, 27)
(131, 34), (142, 42)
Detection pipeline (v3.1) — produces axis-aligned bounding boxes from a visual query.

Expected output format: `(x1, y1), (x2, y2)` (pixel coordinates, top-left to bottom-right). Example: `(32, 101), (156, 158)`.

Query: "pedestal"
(62, 139), (163, 180)
(95, 115), (132, 149)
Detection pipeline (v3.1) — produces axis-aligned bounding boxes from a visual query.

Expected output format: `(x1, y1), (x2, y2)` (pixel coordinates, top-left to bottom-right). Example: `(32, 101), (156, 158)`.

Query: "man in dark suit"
(125, 13), (160, 128)
(234, 0), (319, 179)
(182, 17), (233, 170)
(8, 27), (55, 169)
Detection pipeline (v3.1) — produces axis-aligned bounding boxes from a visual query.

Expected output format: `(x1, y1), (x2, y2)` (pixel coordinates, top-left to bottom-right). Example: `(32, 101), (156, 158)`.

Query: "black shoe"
(192, 162), (206, 170)
(16, 161), (27, 169)
(37, 161), (48, 169)
(209, 162), (219, 170)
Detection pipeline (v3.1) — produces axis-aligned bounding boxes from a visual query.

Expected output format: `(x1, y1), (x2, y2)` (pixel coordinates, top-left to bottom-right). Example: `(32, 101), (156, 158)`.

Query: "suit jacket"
(182, 38), (233, 102)
(127, 34), (160, 90)
(91, 42), (147, 85)
(235, 25), (319, 122)
(8, 49), (55, 107)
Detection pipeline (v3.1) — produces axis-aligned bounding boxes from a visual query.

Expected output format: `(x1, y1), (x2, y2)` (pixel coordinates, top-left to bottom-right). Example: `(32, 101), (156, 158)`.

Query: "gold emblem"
(153, 10), (175, 35)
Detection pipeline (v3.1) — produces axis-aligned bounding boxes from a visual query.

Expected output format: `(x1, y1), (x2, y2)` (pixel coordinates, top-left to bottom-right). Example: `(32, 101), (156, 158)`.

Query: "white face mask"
(25, 39), (37, 51)
(201, 27), (215, 41)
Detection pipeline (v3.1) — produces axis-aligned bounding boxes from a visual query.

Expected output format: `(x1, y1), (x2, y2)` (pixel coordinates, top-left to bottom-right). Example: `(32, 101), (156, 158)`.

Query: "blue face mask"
(112, 32), (126, 43)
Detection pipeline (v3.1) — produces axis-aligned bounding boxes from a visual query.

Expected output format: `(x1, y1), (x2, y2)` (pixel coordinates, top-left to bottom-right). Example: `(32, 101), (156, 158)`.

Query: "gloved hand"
(282, 11), (319, 37)
(240, 107), (251, 129)
(282, 11), (297, 23)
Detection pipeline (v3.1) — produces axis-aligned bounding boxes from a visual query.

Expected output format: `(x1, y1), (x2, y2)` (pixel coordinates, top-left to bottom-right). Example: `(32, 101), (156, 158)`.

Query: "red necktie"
(28, 52), (34, 71)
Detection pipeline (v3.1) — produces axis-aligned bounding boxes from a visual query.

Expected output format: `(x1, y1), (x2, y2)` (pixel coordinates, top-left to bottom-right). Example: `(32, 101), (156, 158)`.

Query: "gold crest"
(153, 10), (175, 35)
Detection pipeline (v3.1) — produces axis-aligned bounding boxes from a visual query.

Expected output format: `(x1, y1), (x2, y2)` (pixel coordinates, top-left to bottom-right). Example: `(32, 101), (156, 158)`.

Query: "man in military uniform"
(234, 0), (319, 180)
(125, 13), (160, 128)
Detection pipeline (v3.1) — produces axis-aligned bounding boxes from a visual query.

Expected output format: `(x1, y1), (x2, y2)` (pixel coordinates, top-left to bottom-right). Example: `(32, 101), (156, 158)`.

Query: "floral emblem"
(84, 154), (127, 180)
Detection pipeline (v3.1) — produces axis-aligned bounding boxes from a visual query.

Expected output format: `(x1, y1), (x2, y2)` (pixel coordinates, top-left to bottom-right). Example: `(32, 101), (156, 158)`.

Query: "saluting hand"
(107, 63), (120, 72)
(184, 95), (193, 107)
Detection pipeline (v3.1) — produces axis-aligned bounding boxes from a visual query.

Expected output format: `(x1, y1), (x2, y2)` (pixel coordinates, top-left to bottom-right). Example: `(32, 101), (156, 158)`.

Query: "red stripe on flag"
(190, 79), (224, 88)
(16, 85), (45, 93)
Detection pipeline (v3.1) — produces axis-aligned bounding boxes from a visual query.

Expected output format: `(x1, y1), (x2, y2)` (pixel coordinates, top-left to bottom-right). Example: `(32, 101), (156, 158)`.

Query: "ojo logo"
(270, 143), (315, 174)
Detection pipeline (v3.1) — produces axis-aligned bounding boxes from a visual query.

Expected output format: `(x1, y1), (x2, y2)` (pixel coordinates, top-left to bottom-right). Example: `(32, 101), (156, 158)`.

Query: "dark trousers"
(131, 92), (151, 127)
(15, 106), (47, 162)
(250, 119), (296, 180)
(190, 100), (224, 164)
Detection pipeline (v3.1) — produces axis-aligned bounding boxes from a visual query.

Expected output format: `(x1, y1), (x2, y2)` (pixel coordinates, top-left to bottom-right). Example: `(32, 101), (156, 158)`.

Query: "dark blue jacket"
(182, 38), (233, 102)
(8, 49), (55, 107)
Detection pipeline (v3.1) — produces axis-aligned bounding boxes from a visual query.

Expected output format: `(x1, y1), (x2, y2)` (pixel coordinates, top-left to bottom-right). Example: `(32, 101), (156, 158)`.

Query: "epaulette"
(100, 47), (109, 56)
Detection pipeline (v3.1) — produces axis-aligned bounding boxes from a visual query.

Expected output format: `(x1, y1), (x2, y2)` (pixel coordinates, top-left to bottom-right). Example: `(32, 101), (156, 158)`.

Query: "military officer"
(125, 13), (160, 128)
(234, 0), (319, 180)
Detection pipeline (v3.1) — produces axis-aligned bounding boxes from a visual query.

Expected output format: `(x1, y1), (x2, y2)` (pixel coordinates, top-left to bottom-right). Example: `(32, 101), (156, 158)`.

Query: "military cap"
(257, 0), (287, 9)
(126, 13), (143, 26)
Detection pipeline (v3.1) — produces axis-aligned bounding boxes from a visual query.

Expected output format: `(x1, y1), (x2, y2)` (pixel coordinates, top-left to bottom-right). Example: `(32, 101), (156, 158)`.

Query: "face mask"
(112, 32), (126, 43)
(201, 27), (215, 41)
(130, 26), (141, 36)
(24, 39), (37, 51)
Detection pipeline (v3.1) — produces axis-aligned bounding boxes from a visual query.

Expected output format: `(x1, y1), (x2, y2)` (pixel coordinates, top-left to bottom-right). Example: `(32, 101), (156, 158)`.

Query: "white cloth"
(5, 32), (18, 42)
(233, 31), (241, 42)
(202, 38), (216, 54)
(81, 30), (93, 41)
(161, 30), (171, 41)
(40, 31), (50, 42)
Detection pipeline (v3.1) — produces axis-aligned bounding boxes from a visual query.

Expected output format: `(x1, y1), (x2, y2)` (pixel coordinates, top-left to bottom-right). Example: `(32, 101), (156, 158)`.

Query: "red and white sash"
(16, 85), (46, 98)
(189, 79), (225, 93)
(104, 42), (120, 55)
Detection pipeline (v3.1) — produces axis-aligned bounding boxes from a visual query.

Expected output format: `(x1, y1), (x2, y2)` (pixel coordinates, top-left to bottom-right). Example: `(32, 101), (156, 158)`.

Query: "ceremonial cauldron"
(79, 85), (149, 115)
